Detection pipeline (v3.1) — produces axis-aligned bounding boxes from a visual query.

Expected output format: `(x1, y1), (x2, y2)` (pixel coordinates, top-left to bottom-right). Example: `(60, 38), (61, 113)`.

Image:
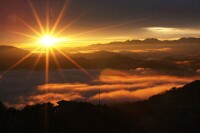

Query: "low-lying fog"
(0, 68), (199, 108)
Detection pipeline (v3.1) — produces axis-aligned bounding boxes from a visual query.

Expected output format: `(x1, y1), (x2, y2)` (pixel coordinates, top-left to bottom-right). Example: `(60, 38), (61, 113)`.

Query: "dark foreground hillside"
(0, 80), (200, 133)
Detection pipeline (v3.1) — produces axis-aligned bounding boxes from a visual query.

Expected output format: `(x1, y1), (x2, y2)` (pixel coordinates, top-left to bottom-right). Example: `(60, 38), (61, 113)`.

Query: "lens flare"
(39, 35), (57, 47)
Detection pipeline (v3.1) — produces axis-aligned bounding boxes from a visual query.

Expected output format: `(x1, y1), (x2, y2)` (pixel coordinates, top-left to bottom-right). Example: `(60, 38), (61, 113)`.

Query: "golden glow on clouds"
(146, 27), (200, 35)
(3, 68), (200, 108)
(147, 27), (176, 32)
(24, 69), (199, 106)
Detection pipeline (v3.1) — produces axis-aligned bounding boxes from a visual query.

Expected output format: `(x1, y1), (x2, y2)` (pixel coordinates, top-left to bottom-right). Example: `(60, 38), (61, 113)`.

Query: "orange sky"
(0, 0), (200, 48)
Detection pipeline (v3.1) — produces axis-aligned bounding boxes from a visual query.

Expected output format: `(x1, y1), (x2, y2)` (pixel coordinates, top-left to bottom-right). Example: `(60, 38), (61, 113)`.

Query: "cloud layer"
(1, 68), (198, 108)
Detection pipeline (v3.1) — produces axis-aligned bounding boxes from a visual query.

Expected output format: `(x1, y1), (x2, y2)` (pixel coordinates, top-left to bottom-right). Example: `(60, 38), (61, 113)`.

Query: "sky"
(0, 0), (200, 48)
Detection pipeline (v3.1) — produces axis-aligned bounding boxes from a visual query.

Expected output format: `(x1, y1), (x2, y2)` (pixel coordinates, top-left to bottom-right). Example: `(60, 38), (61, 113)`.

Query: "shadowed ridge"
(148, 80), (200, 104)
(0, 45), (32, 70)
(0, 45), (16, 49)
(88, 37), (200, 47)
(0, 45), (30, 57)
(181, 80), (200, 90)
(0, 45), (29, 51)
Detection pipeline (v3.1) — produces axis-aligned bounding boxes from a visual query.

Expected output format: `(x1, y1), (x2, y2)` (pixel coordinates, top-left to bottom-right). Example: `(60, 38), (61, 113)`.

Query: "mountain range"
(0, 44), (200, 77)
(89, 37), (200, 47)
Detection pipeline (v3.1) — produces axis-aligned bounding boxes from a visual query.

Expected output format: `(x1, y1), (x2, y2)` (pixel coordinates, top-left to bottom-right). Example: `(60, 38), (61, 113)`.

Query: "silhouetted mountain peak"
(182, 80), (200, 90)
(0, 45), (30, 58)
(143, 38), (160, 43)
(148, 80), (200, 105)
(178, 37), (200, 43)
(89, 37), (200, 47)
(0, 45), (29, 51)
(0, 45), (17, 49)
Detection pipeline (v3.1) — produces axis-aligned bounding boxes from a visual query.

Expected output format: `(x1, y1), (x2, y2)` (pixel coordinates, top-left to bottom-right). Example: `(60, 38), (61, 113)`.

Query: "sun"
(39, 35), (57, 47)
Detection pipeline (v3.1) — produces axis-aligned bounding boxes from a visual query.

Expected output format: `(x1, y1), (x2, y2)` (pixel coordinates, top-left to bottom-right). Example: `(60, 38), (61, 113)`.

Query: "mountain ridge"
(0, 45), (30, 58)
(0, 80), (200, 132)
(89, 37), (200, 47)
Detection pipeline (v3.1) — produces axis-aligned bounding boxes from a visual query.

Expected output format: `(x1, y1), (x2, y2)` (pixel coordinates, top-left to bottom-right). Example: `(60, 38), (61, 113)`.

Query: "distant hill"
(71, 50), (119, 59)
(0, 45), (32, 69)
(148, 80), (200, 104)
(0, 45), (30, 58)
(0, 44), (199, 74)
(115, 80), (200, 133)
(89, 37), (200, 47)
(0, 45), (199, 73)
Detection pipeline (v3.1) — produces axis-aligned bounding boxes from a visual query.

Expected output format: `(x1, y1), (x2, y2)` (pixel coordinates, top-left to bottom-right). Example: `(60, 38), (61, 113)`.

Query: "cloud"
(197, 69), (200, 73)
(135, 67), (150, 71)
(176, 61), (191, 65)
(31, 69), (198, 105)
(1, 69), (199, 108)
(37, 82), (153, 93)
(127, 48), (172, 53)
(98, 69), (194, 84)
(28, 93), (84, 105)
(37, 83), (89, 91)
(146, 27), (200, 35)
(89, 83), (182, 103)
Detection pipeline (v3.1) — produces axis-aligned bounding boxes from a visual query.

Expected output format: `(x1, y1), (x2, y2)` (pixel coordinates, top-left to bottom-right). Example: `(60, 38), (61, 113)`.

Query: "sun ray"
(0, 47), (41, 77)
(55, 47), (95, 79)
(0, 47), (40, 77)
(69, 16), (159, 37)
(0, 40), (27, 47)
(15, 15), (42, 36)
(44, 46), (50, 133)
(49, 48), (66, 80)
(31, 47), (45, 71)
(7, 30), (39, 40)
(46, 0), (50, 33)
(5, 0), (104, 104)
(5, 9), (42, 36)
(28, 0), (45, 34)
(39, 35), (59, 47)
(45, 47), (49, 84)
(0, 40), (11, 45)
(50, 0), (70, 35)
(54, 12), (87, 37)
